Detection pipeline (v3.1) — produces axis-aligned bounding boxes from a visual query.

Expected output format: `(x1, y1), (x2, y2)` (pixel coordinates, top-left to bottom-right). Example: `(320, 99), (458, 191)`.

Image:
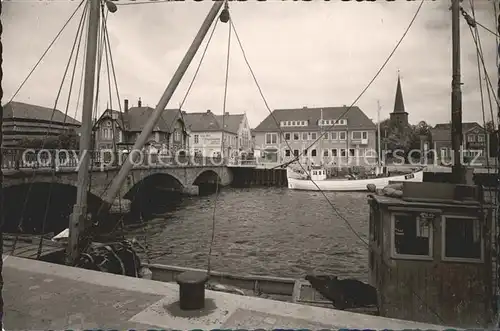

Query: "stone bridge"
(3, 165), (233, 201)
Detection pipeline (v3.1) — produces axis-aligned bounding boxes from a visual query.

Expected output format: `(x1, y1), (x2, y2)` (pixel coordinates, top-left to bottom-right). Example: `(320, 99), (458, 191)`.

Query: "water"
(126, 187), (370, 282)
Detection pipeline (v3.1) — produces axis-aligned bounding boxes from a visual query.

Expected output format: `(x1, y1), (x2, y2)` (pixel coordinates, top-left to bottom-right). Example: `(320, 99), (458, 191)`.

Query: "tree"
(17, 129), (79, 149)
(379, 118), (414, 153)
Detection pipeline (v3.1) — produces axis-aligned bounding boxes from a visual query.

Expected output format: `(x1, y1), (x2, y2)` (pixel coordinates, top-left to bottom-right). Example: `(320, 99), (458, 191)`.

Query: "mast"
(66, 0), (101, 265)
(451, 0), (465, 184)
(100, 1), (225, 210)
(320, 108), (323, 165)
(377, 101), (381, 166)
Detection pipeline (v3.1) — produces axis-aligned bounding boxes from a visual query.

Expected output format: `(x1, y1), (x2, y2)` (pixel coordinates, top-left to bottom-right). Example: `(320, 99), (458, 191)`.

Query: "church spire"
(393, 71), (405, 113)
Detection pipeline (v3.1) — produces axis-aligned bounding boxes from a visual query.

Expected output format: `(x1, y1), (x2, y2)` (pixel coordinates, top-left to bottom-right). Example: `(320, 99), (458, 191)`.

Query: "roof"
(215, 113), (244, 134)
(97, 107), (184, 132)
(393, 75), (406, 114)
(3, 101), (81, 125)
(252, 106), (376, 132)
(183, 110), (240, 134)
(431, 122), (485, 141)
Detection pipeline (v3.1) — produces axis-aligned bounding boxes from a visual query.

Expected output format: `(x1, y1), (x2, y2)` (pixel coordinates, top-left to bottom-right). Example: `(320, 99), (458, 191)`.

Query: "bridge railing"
(1, 148), (230, 170)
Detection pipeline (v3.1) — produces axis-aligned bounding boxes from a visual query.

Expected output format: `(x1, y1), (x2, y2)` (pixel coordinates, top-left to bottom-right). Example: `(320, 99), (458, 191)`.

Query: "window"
(442, 216), (482, 261)
(174, 131), (181, 142)
(467, 134), (476, 142)
(293, 150), (299, 157)
(362, 131), (368, 139)
(323, 150), (329, 157)
(440, 147), (448, 158)
(331, 149), (338, 157)
(340, 149), (346, 157)
(303, 149), (308, 156)
(311, 133), (317, 140)
(323, 132), (329, 139)
(311, 149), (317, 157)
(349, 148), (355, 156)
(284, 133), (291, 141)
(302, 132), (308, 140)
(293, 133), (300, 141)
(392, 212), (433, 259)
(478, 134), (485, 142)
(194, 134), (199, 144)
(352, 131), (362, 140)
(266, 133), (277, 144)
(339, 131), (346, 140)
(330, 132), (338, 140)
(334, 119), (347, 126)
(285, 149), (291, 157)
(292, 121), (296, 126)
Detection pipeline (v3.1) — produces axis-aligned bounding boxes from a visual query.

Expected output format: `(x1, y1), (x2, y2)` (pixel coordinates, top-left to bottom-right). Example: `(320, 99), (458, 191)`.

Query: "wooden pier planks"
(2, 234), (65, 260)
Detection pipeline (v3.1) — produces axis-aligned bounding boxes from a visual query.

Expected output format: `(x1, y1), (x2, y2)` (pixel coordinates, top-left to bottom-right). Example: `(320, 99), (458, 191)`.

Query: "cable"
(11, 1), (89, 256)
(229, 2), (445, 323)
(115, 0), (173, 5)
(207, 3), (230, 276)
(8, 0), (86, 104)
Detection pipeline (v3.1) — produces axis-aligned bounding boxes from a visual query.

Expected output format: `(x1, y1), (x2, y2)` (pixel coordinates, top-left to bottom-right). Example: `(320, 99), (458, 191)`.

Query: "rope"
(228, 1), (444, 323)
(11, 0), (88, 256)
(36, 3), (90, 259)
(7, 0), (86, 104)
(207, 3), (230, 276)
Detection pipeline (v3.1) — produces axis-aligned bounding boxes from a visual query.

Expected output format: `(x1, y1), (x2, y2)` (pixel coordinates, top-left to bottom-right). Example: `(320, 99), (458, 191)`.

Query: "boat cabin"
(367, 181), (493, 327)
(309, 166), (327, 181)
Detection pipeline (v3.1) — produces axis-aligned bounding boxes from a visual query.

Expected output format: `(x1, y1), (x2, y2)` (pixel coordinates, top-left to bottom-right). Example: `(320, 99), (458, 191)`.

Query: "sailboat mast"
(67, 0), (101, 265)
(451, 0), (465, 184)
(377, 101), (381, 166)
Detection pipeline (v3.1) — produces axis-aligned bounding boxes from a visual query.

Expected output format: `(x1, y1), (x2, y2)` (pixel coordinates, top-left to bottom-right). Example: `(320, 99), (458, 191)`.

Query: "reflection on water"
(125, 187), (370, 281)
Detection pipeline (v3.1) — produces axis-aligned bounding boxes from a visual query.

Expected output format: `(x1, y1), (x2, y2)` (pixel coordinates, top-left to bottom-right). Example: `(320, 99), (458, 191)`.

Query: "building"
(252, 106), (377, 167)
(215, 112), (252, 153)
(183, 110), (238, 158)
(2, 101), (81, 147)
(93, 98), (189, 154)
(431, 122), (491, 165)
(389, 73), (409, 127)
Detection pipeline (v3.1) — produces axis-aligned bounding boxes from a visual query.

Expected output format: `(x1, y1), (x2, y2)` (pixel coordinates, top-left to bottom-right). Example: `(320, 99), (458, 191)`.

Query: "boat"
(286, 165), (424, 191)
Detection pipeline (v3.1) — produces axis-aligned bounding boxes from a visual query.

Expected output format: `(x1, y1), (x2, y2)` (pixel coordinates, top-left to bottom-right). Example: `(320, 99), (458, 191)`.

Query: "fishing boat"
(286, 165), (424, 192)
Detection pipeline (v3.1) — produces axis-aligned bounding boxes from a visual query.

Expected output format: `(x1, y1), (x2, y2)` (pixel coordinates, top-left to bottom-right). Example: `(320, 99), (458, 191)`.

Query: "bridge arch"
(3, 182), (103, 235)
(192, 169), (221, 186)
(123, 172), (185, 199)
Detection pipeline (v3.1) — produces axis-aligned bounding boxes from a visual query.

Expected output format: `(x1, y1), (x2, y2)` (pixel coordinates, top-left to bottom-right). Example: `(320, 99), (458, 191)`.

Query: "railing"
(0, 147), (241, 170)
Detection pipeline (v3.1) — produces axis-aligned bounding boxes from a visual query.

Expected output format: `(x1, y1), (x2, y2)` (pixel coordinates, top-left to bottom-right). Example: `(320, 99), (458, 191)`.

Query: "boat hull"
(287, 169), (424, 191)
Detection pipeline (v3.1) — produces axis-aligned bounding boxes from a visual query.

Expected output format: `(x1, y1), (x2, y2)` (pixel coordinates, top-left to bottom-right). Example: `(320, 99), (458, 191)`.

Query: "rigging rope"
(228, 1), (445, 323)
(8, 0), (86, 104)
(207, 2), (230, 276)
(11, 1), (89, 256)
(37, 3), (90, 259)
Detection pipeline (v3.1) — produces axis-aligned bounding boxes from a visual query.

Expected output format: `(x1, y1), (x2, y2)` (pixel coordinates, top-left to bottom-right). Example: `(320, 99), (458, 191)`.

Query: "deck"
(2, 234), (65, 260)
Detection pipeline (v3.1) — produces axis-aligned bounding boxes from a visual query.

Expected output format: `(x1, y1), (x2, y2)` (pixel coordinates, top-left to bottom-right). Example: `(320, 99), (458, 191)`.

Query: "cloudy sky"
(3, 0), (499, 129)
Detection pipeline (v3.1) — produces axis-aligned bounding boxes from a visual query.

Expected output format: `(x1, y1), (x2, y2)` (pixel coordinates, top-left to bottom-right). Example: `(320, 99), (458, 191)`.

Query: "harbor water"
(125, 187), (370, 282)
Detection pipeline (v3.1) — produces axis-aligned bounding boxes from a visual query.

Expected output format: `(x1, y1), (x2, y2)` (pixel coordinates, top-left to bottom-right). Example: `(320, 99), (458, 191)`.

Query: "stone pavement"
(2, 257), (448, 330)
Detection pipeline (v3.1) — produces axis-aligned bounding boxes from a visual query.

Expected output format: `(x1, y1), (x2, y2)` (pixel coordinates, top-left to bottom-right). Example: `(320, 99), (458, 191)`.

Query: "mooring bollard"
(176, 271), (209, 310)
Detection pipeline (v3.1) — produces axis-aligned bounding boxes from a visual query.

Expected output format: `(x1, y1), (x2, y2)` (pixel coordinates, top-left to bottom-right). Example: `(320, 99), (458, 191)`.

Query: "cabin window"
(332, 149), (338, 157)
(442, 216), (482, 262)
(293, 133), (300, 141)
(311, 149), (317, 157)
(391, 212), (433, 260)
(311, 133), (317, 140)
(293, 150), (299, 157)
(302, 132), (308, 140)
(312, 170), (317, 175)
(285, 150), (291, 157)
(284, 133), (291, 141)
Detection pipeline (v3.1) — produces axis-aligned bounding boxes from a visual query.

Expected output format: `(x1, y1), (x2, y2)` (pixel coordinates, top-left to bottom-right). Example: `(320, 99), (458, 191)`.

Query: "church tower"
(389, 72), (409, 127)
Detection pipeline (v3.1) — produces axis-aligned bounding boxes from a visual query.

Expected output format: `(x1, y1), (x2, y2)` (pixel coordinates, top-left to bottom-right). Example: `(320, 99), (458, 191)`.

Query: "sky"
(2, 0), (499, 129)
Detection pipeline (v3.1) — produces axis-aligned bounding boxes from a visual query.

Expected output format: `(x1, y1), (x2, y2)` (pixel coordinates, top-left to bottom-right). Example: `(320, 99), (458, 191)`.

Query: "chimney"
(207, 109), (211, 113)
(124, 99), (129, 113)
(138, 97), (142, 107)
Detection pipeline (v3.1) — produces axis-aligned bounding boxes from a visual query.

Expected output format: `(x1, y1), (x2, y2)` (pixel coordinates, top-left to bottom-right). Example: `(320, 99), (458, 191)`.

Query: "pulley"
(219, 2), (230, 23)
